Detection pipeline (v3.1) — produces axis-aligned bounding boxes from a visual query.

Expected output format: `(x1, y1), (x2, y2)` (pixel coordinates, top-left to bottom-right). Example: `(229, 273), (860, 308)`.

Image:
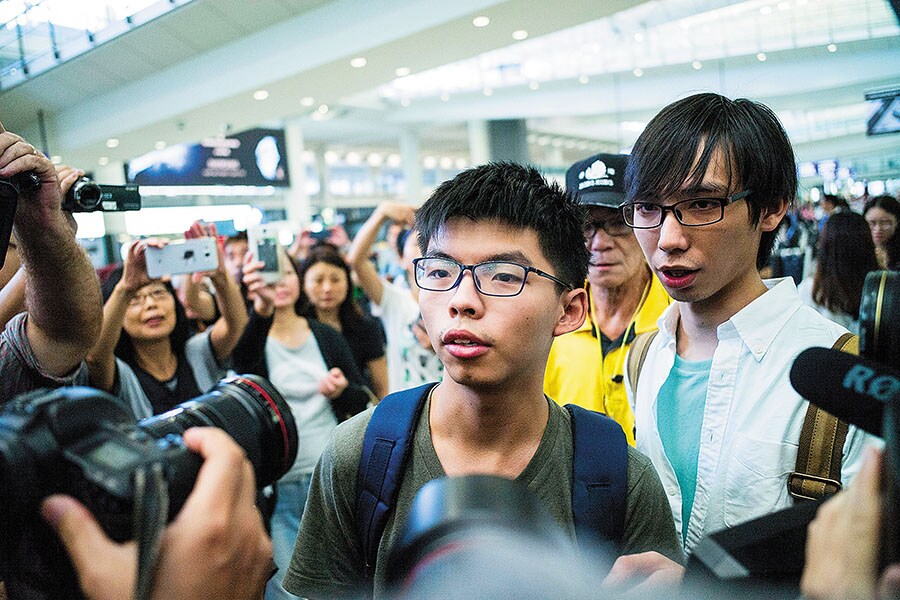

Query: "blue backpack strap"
(565, 404), (628, 547)
(356, 383), (435, 576)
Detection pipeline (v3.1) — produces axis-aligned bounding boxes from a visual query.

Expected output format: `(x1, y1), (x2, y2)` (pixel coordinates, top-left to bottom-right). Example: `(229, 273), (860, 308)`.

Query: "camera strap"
(132, 462), (169, 600)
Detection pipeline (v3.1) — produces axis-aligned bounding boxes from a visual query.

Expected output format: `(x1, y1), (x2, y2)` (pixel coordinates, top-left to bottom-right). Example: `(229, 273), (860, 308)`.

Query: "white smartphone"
(247, 225), (284, 284)
(145, 238), (218, 279)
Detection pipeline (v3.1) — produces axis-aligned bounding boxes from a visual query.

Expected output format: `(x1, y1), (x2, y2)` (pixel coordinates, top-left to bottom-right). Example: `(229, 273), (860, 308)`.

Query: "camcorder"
(0, 172), (41, 269)
(0, 374), (298, 600)
(61, 176), (141, 213)
(687, 270), (900, 597)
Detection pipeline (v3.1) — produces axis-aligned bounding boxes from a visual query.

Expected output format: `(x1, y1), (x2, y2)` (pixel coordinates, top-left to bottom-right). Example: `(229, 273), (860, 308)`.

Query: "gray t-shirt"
(284, 395), (682, 599)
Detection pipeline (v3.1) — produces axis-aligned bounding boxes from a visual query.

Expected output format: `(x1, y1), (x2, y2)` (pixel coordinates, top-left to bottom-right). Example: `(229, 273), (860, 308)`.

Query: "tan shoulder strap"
(627, 330), (659, 399)
(788, 332), (858, 501)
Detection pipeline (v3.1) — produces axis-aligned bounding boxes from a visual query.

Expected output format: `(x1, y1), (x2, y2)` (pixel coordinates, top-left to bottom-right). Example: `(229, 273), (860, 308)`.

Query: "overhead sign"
(125, 128), (290, 187)
(866, 88), (900, 137)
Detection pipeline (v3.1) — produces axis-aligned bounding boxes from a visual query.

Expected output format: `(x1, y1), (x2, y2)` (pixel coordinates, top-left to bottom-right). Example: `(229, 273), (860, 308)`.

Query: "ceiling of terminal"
(1, 0), (898, 183)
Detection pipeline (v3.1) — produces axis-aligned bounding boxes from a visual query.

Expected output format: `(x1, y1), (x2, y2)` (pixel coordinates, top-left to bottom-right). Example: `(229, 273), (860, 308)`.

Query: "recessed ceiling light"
(400, 98), (411, 107)
(387, 154), (402, 168)
(757, 52), (767, 61)
(634, 32), (644, 42)
(350, 57), (367, 68)
(423, 156), (438, 169)
(98, 156), (109, 166)
(529, 81), (539, 90)
(440, 92), (450, 102)
(395, 67), (411, 77)
(324, 150), (339, 164)
(439, 157), (454, 170)
(632, 68), (644, 77)
(578, 75), (589, 84)
(692, 61), (702, 70)
(472, 16), (490, 27)
(483, 88), (493, 96)
(760, 5), (772, 15)
(106, 138), (119, 148)
(345, 152), (361, 165)
(318, 104), (329, 114)
(300, 96), (315, 107)
(154, 141), (167, 150)
(512, 30), (528, 40)
(827, 43), (837, 52)
(253, 89), (269, 100)
(367, 153), (383, 167)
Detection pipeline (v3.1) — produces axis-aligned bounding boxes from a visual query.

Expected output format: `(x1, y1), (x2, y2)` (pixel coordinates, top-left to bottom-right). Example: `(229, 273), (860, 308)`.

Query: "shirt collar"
(728, 277), (801, 360)
(655, 277), (802, 360)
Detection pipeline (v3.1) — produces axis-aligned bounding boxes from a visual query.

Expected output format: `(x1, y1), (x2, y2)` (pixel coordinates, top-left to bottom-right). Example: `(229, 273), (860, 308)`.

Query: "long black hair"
(296, 243), (365, 334)
(812, 212), (880, 317)
(864, 195), (900, 269)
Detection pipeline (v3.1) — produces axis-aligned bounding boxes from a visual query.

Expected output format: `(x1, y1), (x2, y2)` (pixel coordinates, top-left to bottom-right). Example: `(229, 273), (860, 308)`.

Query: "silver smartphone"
(145, 238), (218, 279)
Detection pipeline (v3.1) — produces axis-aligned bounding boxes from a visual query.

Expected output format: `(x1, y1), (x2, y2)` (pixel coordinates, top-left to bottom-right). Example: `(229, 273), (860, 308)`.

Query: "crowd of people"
(0, 91), (898, 600)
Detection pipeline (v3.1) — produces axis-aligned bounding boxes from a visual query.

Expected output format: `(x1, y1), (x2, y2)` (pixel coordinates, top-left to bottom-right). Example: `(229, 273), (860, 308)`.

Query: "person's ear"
(553, 287), (587, 337)
(759, 199), (790, 233)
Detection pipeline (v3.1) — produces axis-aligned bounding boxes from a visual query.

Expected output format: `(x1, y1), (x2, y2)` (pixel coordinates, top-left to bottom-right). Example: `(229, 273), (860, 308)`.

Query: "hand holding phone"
(248, 226), (284, 284)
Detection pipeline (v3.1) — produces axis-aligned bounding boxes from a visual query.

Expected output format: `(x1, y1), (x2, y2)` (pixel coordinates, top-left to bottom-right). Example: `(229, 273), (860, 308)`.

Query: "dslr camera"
(62, 176), (141, 212)
(0, 374), (298, 600)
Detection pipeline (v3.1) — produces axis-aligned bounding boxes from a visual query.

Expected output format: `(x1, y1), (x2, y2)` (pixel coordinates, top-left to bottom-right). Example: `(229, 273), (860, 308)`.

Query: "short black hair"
(864, 194), (900, 268)
(415, 162), (589, 289)
(625, 93), (796, 269)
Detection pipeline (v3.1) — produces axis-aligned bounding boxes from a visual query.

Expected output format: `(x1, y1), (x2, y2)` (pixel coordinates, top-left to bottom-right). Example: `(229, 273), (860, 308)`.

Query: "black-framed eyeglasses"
(412, 257), (572, 297)
(620, 190), (753, 229)
(583, 214), (631, 238)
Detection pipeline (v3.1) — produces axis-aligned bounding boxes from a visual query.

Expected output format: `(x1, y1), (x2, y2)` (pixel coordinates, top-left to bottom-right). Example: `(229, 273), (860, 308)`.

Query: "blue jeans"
(265, 474), (313, 600)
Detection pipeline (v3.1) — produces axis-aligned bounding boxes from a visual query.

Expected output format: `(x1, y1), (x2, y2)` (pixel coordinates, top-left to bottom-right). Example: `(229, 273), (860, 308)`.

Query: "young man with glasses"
(283, 162), (683, 599)
(621, 93), (874, 553)
(544, 153), (670, 446)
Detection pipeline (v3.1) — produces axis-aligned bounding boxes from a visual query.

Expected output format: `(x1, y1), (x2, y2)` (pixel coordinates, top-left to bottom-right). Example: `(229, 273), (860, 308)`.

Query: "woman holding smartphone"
(233, 250), (368, 600)
(86, 222), (248, 418)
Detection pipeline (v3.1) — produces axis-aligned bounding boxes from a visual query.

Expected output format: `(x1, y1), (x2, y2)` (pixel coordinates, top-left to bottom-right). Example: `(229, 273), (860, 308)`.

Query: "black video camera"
(0, 172), (41, 269)
(0, 374), (298, 600)
(61, 176), (141, 212)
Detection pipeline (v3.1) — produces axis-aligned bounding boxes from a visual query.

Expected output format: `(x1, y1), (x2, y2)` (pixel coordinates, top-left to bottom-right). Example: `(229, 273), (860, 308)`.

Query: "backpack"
(355, 383), (628, 578)
(626, 330), (859, 501)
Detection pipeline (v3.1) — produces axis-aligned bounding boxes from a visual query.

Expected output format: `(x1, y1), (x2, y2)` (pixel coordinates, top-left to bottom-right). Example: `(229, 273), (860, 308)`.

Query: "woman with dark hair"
(298, 243), (388, 399)
(798, 211), (880, 332)
(864, 194), (900, 270)
(87, 224), (248, 419)
(233, 249), (369, 600)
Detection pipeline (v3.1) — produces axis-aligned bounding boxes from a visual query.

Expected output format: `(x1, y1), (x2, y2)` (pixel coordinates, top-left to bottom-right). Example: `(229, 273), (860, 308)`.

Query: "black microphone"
(789, 347), (900, 437)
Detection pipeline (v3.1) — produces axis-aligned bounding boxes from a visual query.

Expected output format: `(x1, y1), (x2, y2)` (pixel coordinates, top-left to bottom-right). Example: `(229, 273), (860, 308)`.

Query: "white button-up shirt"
(626, 278), (876, 553)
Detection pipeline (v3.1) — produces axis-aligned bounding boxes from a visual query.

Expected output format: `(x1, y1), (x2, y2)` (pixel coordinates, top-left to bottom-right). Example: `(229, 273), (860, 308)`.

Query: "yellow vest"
(544, 275), (671, 446)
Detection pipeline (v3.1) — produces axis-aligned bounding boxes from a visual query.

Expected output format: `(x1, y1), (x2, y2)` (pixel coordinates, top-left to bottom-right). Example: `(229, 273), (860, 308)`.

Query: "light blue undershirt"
(657, 354), (712, 544)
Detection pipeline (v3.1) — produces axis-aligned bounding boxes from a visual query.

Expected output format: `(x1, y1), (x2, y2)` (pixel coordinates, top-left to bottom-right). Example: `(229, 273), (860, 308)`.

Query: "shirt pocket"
(723, 433), (797, 528)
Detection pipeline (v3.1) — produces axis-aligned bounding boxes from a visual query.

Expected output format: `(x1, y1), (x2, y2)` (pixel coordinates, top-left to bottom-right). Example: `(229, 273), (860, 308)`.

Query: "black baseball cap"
(565, 153), (628, 208)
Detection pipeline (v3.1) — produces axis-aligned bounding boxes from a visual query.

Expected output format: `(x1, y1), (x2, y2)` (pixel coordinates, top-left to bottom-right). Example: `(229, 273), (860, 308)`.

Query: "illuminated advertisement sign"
(125, 128), (290, 187)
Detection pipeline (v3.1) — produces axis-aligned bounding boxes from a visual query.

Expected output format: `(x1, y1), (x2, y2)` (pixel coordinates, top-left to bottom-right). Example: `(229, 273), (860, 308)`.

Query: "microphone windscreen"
(789, 347), (900, 437)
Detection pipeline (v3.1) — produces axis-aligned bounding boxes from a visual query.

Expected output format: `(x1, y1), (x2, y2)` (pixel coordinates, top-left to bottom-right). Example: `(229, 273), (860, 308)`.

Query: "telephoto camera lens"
(140, 374), (298, 486)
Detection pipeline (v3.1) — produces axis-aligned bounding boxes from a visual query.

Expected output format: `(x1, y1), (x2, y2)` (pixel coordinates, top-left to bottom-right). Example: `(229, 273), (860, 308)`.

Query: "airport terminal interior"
(0, 0), (898, 259)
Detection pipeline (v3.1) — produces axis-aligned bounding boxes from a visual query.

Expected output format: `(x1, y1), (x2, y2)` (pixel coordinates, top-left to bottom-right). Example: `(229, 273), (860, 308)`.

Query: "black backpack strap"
(356, 383), (435, 577)
(565, 404), (629, 548)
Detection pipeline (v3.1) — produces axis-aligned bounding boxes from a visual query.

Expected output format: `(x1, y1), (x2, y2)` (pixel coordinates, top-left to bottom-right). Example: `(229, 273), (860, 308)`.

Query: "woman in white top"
(798, 211), (880, 332)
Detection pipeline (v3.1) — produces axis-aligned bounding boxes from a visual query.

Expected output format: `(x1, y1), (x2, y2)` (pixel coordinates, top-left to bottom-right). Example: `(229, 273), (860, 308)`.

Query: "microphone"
(789, 347), (900, 437)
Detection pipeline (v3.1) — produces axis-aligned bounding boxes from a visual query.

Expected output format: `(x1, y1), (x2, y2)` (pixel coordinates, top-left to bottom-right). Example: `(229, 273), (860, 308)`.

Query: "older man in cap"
(544, 153), (670, 445)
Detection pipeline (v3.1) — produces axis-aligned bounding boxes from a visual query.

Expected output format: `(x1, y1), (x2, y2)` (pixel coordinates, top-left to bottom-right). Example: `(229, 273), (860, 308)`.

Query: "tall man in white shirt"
(621, 93), (874, 553)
